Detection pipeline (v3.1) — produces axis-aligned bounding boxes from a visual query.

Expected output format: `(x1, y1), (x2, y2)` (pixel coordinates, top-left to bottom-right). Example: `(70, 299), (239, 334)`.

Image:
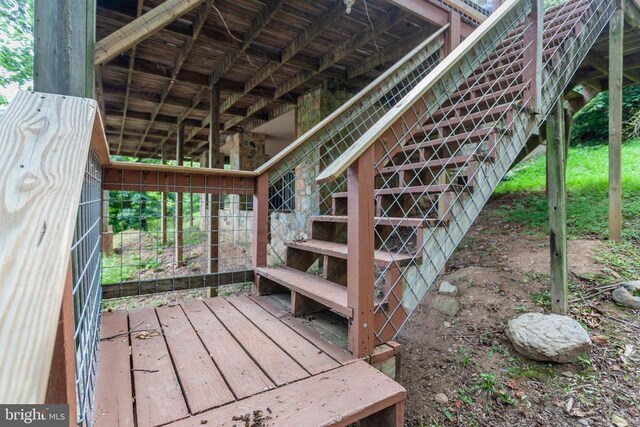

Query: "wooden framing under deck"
(95, 294), (404, 427)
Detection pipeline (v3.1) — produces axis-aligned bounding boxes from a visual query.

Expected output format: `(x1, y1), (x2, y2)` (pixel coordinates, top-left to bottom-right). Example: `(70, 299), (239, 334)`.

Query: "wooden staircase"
(254, 0), (615, 358)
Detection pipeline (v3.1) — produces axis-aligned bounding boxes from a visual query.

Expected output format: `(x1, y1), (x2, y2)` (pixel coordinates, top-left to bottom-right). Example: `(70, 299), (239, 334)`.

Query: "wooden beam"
(208, 88), (221, 275)
(584, 53), (640, 84)
(117, 0), (144, 155)
(384, 0), (476, 36)
(624, 0), (640, 30)
(0, 92), (99, 403)
(609, 3), (624, 242)
(34, 0), (95, 98)
(133, 0), (212, 156)
(252, 172), (269, 289)
(94, 0), (205, 66)
(161, 148), (168, 245)
(547, 99), (568, 315)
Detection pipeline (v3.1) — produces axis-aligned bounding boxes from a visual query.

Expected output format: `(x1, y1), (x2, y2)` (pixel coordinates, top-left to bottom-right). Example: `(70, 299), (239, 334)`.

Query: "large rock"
(438, 281), (458, 296)
(612, 281), (640, 309)
(433, 295), (459, 317)
(506, 313), (592, 363)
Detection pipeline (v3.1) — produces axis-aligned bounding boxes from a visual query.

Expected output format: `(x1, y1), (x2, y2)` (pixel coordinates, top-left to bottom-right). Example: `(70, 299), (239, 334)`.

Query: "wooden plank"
(94, 0), (205, 66)
(609, 3), (624, 242)
(156, 305), (234, 412)
(255, 267), (352, 318)
(546, 100), (568, 315)
(94, 311), (134, 427)
(129, 306), (189, 427)
(347, 146), (376, 358)
(226, 294), (341, 374)
(249, 294), (291, 318)
(253, 172), (269, 287)
(182, 299), (274, 399)
(0, 92), (98, 403)
(165, 360), (406, 427)
(101, 270), (254, 299)
(204, 297), (309, 385)
(286, 239), (413, 267)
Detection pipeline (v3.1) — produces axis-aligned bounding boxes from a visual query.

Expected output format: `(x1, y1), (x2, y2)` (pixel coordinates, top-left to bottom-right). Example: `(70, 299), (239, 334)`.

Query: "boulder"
(438, 281), (458, 296)
(434, 393), (449, 405)
(434, 295), (459, 317)
(612, 281), (640, 309)
(506, 313), (592, 363)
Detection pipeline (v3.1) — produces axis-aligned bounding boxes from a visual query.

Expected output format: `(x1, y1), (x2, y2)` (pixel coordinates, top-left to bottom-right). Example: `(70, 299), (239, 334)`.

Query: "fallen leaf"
(612, 414), (629, 427)
(591, 334), (608, 344)
(505, 379), (519, 390)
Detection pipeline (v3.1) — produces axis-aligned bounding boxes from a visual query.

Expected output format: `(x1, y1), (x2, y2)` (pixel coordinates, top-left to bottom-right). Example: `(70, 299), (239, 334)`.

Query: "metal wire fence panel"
(266, 34), (446, 266)
(313, 0), (610, 343)
(100, 168), (254, 299)
(71, 148), (102, 426)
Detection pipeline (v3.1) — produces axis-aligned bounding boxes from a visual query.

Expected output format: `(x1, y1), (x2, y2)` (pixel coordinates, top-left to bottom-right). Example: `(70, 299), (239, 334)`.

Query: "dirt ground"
(399, 198), (640, 427)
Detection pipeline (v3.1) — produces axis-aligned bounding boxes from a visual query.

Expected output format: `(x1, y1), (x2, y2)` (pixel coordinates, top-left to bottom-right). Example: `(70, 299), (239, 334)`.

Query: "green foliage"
(0, 0), (33, 107)
(571, 85), (640, 146)
(495, 139), (640, 241)
(109, 191), (167, 233)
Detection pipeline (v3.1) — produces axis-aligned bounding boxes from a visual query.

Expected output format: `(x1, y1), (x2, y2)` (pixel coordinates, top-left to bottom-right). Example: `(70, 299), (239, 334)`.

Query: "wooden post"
(34, 0), (95, 98)
(547, 100), (568, 315)
(347, 146), (375, 357)
(175, 123), (185, 267)
(523, 0), (543, 113)
(252, 172), (269, 291)
(208, 88), (221, 275)
(608, 2), (624, 242)
(446, 11), (461, 55)
(161, 147), (168, 245)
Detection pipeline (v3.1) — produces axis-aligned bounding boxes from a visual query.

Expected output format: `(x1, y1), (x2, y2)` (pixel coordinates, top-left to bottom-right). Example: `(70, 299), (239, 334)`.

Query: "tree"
(0, 0), (33, 108)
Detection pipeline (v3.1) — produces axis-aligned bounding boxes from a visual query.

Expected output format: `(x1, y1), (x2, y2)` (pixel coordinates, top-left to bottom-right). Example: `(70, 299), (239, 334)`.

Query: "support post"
(175, 123), (185, 267)
(446, 11), (461, 55)
(608, 2), (624, 242)
(208, 88), (221, 275)
(523, 0), (543, 113)
(161, 147), (168, 245)
(252, 172), (269, 291)
(547, 100), (568, 315)
(347, 146), (375, 357)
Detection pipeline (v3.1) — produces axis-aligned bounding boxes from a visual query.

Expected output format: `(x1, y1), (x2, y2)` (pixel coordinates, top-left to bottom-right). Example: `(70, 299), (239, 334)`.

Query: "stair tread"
(379, 154), (474, 174)
(255, 266), (352, 318)
(310, 215), (437, 227)
(286, 239), (414, 266)
(332, 183), (461, 199)
(402, 128), (494, 152)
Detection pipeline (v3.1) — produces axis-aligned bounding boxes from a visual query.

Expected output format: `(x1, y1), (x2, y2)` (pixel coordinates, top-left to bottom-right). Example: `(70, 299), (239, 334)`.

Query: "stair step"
(449, 71), (524, 101)
(255, 266), (352, 318)
(437, 83), (528, 115)
(310, 215), (437, 228)
(401, 128), (494, 154)
(418, 103), (520, 135)
(286, 239), (415, 267)
(332, 183), (461, 199)
(379, 154), (475, 174)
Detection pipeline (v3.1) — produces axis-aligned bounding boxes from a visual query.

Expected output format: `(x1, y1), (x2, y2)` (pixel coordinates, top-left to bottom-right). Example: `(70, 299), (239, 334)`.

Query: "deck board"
(129, 307), (189, 427)
(226, 294), (341, 374)
(156, 305), (235, 413)
(204, 297), (309, 385)
(182, 300), (275, 399)
(94, 311), (134, 427)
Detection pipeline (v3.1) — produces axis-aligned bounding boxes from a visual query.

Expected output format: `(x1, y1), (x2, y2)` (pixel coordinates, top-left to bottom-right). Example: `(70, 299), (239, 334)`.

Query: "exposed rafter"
(384, 0), (475, 36)
(95, 0), (205, 66)
(584, 53), (640, 84)
(133, 0), (212, 156)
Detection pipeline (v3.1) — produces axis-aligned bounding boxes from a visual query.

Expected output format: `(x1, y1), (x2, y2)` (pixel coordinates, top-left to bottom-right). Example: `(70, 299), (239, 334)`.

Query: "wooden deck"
(94, 294), (405, 427)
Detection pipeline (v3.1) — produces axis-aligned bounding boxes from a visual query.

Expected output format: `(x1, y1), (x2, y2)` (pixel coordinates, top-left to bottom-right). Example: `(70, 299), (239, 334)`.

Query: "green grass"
(494, 139), (640, 241)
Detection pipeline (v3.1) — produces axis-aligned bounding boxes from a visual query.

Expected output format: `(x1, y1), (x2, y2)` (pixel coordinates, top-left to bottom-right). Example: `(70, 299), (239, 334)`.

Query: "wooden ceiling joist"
(95, 0), (205, 67)
(134, 0), (212, 156)
(384, 0), (475, 36)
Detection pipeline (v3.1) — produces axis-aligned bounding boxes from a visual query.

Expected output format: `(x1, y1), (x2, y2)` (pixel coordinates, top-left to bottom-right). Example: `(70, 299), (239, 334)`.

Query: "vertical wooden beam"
(446, 11), (461, 55)
(547, 100), (568, 315)
(208, 88), (221, 274)
(45, 262), (77, 423)
(609, 2), (624, 242)
(34, 0), (95, 98)
(347, 146), (375, 358)
(523, 0), (543, 112)
(175, 123), (185, 267)
(252, 172), (269, 291)
(161, 147), (168, 245)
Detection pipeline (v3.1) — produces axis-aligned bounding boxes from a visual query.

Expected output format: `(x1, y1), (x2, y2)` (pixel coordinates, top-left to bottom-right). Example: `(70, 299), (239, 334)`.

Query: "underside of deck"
(94, 294), (404, 427)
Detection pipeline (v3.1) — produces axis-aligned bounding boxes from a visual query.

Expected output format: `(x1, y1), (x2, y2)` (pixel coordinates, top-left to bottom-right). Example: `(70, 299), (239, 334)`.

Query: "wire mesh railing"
(264, 29), (447, 266)
(100, 166), (255, 299)
(71, 148), (102, 426)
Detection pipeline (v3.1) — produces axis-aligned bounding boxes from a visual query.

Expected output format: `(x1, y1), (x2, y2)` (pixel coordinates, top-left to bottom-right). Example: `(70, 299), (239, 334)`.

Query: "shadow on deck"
(94, 294), (405, 426)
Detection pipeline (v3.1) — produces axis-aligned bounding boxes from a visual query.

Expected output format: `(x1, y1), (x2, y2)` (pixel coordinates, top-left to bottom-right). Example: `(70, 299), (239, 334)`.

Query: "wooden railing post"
(253, 172), (269, 290)
(347, 146), (375, 357)
(523, 0), (543, 113)
(608, 1), (623, 242)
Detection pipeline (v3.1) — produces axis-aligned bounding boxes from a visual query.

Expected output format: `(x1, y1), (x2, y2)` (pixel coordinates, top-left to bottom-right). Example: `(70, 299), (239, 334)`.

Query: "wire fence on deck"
(72, 148), (102, 426)
(100, 169), (254, 300)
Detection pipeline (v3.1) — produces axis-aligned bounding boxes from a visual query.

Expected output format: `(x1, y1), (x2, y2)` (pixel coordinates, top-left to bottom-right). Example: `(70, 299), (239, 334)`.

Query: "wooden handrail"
(253, 25), (449, 177)
(316, 0), (527, 184)
(0, 91), (104, 403)
(106, 160), (257, 178)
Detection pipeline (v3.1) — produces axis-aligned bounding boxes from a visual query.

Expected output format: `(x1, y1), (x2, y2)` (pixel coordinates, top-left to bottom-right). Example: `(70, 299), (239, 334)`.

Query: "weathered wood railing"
(0, 91), (109, 423)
